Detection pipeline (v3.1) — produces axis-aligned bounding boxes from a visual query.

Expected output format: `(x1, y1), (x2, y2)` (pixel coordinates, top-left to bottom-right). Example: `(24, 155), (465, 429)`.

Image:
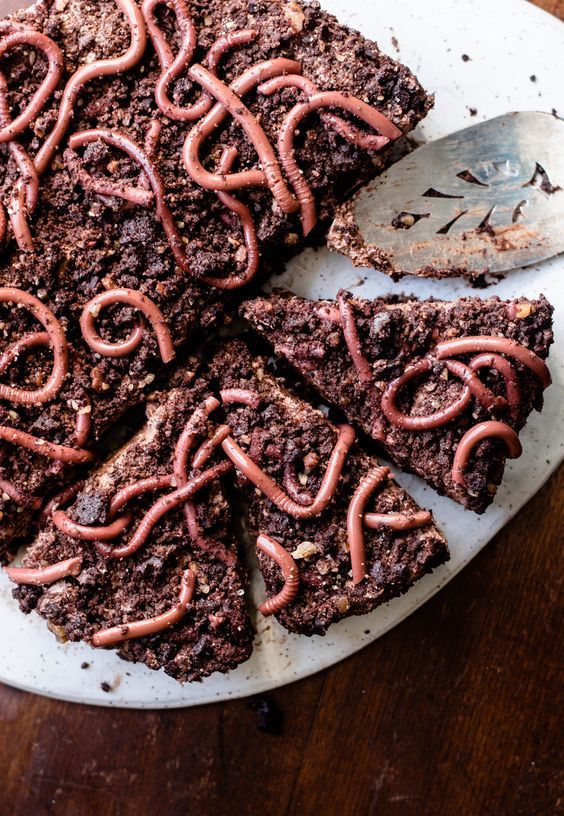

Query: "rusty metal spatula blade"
(328, 112), (564, 278)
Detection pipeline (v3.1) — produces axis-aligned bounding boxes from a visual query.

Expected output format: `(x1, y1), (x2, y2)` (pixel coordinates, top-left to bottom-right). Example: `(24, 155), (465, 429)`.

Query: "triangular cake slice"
(211, 341), (448, 636)
(243, 290), (554, 513)
(10, 370), (253, 682)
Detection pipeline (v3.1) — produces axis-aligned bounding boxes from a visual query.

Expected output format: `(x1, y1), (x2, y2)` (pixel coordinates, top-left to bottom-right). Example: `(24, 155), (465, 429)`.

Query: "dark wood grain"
(1, 3), (563, 815)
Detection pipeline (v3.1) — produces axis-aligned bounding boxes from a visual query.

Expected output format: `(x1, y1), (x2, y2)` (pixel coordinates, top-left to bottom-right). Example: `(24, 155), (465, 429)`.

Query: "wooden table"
(1, 2), (562, 814)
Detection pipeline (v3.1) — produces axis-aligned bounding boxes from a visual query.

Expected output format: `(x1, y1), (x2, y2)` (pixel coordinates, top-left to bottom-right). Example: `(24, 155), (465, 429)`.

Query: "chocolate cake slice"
(0, 0), (432, 559)
(210, 340), (448, 636)
(11, 371), (253, 682)
(243, 290), (554, 513)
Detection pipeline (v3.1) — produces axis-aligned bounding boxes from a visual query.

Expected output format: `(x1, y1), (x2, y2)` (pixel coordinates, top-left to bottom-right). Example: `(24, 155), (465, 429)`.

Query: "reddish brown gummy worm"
(40, 481), (86, 525)
(256, 533), (300, 616)
(0, 331), (49, 376)
(52, 510), (132, 541)
(338, 293), (373, 384)
(0, 426), (94, 464)
(4, 556), (83, 586)
(34, 0), (147, 176)
(73, 392), (92, 448)
(381, 359), (473, 431)
(80, 287), (175, 364)
(364, 510), (432, 531)
(70, 128), (194, 276)
(221, 424), (356, 519)
(0, 477), (42, 510)
(347, 466), (391, 585)
(173, 398), (220, 484)
(276, 92), (401, 234)
(143, 0), (257, 123)
(201, 147), (260, 290)
(258, 75), (390, 154)
(192, 425), (232, 471)
(187, 62), (297, 214)
(469, 353), (521, 415)
(109, 474), (175, 517)
(451, 421), (522, 487)
(0, 288), (69, 405)
(96, 475), (176, 557)
(0, 29), (63, 143)
(173, 397), (220, 544)
(434, 336), (551, 388)
(183, 58), (301, 209)
(92, 569), (196, 647)
(100, 462), (233, 560)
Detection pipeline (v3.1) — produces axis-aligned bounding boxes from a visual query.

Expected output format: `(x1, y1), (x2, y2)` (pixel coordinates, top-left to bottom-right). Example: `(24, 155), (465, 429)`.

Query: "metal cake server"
(328, 111), (564, 278)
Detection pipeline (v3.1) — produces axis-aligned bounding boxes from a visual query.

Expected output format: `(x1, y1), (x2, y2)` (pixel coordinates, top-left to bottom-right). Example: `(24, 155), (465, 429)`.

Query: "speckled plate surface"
(0, 0), (562, 708)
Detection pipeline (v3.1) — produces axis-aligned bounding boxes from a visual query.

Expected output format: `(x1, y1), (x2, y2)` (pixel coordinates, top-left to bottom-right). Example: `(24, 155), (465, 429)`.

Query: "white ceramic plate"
(0, 0), (563, 708)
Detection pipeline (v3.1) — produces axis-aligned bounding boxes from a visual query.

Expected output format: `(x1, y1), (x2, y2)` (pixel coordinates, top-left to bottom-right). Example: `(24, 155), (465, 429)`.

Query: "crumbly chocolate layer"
(209, 340), (448, 636)
(243, 290), (554, 513)
(14, 374), (253, 682)
(0, 0), (431, 559)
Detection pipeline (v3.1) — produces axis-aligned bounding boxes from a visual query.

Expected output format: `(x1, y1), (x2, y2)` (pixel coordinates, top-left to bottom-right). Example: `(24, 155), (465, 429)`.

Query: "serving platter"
(0, 0), (562, 708)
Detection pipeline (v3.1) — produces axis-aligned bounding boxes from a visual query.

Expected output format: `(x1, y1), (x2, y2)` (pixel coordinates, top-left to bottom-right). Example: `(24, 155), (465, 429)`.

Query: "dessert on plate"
(0, 0), (554, 685)
(243, 290), (554, 513)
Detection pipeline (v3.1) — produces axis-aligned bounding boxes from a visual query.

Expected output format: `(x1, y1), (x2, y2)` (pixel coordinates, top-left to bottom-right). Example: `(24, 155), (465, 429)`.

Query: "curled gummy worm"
(40, 481), (86, 525)
(451, 421), (522, 487)
(99, 461), (233, 560)
(0, 476), (42, 510)
(221, 424), (356, 519)
(80, 286), (175, 364)
(0, 29), (64, 144)
(0, 287), (69, 405)
(92, 568), (196, 646)
(0, 331), (50, 375)
(381, 359), (473, 431)
(469, 353), (521, 416)
(70, 128), (194, 275)
(258, 74), (391, 152)
(200, 147), (260, 290)
(183, 58), (302, 208)
(52, 509), (133, 541)
(347, 466), (391, 585)
(434, 336), (551, 389)
(276, 92), (401, 235)
(143, 0), (257, 123)
(34, 0), (147, 176)
(256, 533), (299, 616)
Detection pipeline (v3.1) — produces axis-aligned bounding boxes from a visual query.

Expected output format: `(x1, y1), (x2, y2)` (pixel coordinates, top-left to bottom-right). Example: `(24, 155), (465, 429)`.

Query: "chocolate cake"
(243, 290), (554, 513)
(11, 371), (254, 682)
(211, 341), (448, 636)
(0, 0), (432, 560)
